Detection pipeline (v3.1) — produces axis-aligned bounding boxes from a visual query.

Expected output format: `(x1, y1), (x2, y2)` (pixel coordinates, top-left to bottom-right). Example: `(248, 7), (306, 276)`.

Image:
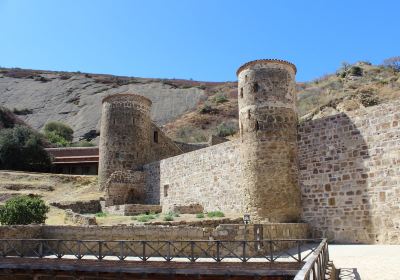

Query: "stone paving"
(329, 245), (400, 280)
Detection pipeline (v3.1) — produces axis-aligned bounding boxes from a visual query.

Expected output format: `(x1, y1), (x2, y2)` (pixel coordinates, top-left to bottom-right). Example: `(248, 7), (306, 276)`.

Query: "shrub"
(206, 211), (225, 218)
(95, 212), (107, 217)
(0, 195), (49, 225)
(213, 94), (228, 104)
(0, 126), (52, 172)
(0, 106), (25, 129)
(196, 213), (205, 219)
(45, 131), (70, 147)
(216, 122), (237, 137)
(349, 66), (363, 76)
(163, 214), (174, 221)
(44, 121), (74, 142)
(383, 56), (400, 71)
(199, 104), (218, 114)
(133, 213), (157, 222)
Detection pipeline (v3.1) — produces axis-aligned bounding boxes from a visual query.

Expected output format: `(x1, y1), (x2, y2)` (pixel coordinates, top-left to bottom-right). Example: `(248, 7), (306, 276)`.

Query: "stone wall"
(64, 209), (97, 226)
(143, 99), (400, 244)
(104, 170), (146, 206)
(104, 203), (162, 216)
(50, 200), (101, 214)
(0, 223), (309, 241)
(143, 140), (244, 213)
(299, 100), (400, 244)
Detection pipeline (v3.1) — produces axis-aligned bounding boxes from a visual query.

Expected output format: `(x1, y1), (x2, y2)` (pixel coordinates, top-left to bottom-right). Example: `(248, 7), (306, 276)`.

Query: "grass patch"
(95, 212), (107, 218)
(196, 213), (205, 219)
(207, 211), (225, 218)
(163, 214), (174, 221)
(213, 93), (228, 104)
(132, 213), (158, 223)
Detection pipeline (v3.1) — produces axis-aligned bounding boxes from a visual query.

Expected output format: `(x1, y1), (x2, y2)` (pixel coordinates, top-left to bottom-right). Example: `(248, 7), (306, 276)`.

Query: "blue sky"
(0, 0), (399, 82)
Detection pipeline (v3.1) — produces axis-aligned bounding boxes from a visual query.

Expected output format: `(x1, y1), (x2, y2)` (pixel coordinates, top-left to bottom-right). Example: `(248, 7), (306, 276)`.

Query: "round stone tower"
(98, 93), (152, 190)
(237, 59), (301, 223)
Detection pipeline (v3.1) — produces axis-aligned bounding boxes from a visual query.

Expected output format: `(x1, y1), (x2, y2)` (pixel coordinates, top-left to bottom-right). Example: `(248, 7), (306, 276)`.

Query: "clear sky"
(0, 0), (399, 82)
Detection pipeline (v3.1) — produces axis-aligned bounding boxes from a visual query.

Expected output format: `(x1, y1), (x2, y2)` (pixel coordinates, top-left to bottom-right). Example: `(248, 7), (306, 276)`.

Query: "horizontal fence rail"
(294, 238), (328, 280)
(0, 238), (325, 264)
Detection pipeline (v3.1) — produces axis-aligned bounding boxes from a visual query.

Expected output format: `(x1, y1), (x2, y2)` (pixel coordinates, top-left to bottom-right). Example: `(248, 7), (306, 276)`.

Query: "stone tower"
(237, 59), (301, 223)
(98, 93), (152, 191)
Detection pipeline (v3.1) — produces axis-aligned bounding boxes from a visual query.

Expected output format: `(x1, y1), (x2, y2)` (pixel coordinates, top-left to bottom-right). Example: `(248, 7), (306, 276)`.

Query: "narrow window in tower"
(245, 75), (248, 82)
(164, 184), (169, 197)
(132, 118), (135, 125)
(240, 88), (243, 98)
(153, 131), (159, 143)
(247, 109), (251, 119)
(255, 121), (259, 131)
(253, 82), (259, 93)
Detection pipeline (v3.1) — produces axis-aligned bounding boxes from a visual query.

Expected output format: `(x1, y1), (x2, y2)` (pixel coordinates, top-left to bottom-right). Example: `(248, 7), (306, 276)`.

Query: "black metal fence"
(0, 238), (325, 263)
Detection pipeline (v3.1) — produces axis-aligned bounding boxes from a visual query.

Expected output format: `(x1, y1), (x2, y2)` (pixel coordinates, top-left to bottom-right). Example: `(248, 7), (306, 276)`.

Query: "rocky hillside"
(0, 68), (224, 141)
(1, 61), (399, 143)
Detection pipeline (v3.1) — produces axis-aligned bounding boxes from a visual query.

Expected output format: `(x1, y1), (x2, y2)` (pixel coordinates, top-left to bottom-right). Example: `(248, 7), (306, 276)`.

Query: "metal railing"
(294, 238), (329, 280)
(0, 238), (325, 264)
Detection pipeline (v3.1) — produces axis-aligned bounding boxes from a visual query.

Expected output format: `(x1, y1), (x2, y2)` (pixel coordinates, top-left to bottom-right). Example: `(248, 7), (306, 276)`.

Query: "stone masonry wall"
(299, 100), (400, 244)
(143, 100), (399, 244)
(143, 140), (244, 213)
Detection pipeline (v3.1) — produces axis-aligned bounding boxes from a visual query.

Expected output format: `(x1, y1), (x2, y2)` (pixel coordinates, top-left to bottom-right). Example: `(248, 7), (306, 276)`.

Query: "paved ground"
(329, 245), (400, 280)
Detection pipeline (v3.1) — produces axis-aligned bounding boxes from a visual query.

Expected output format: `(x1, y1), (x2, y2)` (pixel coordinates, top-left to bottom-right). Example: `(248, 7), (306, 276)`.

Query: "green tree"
(44, 121), (74, 143)
(0, 126), (51, 172)
(0, 195), (49, 225)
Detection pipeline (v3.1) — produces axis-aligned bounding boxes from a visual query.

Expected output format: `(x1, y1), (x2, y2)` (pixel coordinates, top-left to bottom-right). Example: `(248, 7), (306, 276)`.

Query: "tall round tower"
(237, 59), (301, 223)
(98, 93), (152, 190)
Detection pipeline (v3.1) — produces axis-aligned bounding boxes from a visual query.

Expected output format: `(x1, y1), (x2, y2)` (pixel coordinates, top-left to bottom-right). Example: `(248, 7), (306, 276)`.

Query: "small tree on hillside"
(44, 121), (74, 146)
(0, 125), (51, 172)
(0, 195), (49, 225)
(383, 56), (400, 72)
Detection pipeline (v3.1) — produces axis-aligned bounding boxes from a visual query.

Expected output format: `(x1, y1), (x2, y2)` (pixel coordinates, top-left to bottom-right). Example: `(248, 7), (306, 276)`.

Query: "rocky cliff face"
(0, 68), (212, 141)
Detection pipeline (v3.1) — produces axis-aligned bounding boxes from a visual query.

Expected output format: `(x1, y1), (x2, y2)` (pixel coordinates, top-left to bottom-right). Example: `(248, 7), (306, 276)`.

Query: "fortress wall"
(299, 100), (400, 244)
(147, 123), (183, 163)
(143, 140), (244, 213)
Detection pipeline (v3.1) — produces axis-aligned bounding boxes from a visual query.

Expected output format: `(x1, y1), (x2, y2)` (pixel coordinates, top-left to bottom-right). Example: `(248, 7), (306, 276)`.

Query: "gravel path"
(329, 245), (400, 280)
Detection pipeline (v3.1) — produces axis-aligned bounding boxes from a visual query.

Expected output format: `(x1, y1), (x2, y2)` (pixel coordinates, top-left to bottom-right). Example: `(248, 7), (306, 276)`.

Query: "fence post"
(216, 241), (221, 262)
(98, 241), (102, 260)
(269, 240), (274, 262)
(297, 240), (301, 262)
(77, 241), (82, 259)
(142, 241), (146, 261)
(242, 241), (247, 262)
(167, 241), (171, 262)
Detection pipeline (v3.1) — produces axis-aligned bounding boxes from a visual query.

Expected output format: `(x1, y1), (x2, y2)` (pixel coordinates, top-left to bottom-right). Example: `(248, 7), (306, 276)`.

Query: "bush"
(0, 126), (52, 172)
(95, 212), (107, 217)
(206, 211), (225, 218)
(163, 214), (174, 221)
(45, 131), (70, 147)
(383, 56), (400, 71)
(349, 66), (363, 76)
(216, 122), (237, 137)
(44, 121), (74, 143)
(213, 94), (228, 104)
(196, 213), (205, 219)
(132, 213), (158, 222)
(0, 195), (49, 225)
(199, 104), (218, 114)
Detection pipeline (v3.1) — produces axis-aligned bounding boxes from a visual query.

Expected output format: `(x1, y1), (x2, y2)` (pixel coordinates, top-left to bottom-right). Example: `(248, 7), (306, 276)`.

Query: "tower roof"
(102, 93), (152, 107)
(236, 59), (297, 76)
